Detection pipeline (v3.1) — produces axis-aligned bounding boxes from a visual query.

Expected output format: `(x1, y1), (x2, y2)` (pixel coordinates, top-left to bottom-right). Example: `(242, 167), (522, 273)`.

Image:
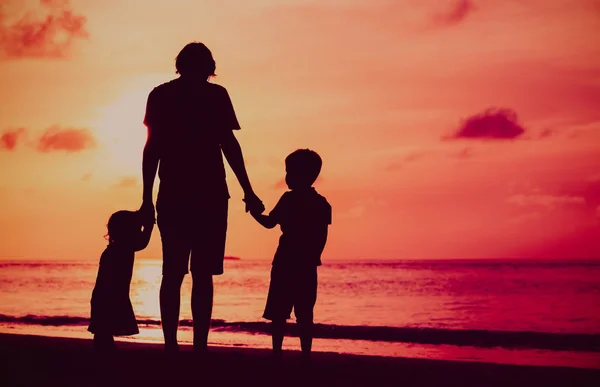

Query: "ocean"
(1, 259), (599, 369)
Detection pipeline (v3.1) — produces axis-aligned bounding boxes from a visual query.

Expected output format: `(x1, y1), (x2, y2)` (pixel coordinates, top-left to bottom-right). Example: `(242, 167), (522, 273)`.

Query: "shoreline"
(1, 333), (599, 387)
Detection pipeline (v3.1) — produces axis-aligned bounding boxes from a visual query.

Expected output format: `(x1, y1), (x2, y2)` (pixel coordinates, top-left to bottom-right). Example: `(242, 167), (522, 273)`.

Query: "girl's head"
(106, 210), (141, 245)
(175, 42), (216, 80)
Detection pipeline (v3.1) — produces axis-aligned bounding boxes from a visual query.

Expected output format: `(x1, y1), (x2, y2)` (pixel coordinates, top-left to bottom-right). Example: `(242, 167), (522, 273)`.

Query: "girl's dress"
(88, 244), (139, 336)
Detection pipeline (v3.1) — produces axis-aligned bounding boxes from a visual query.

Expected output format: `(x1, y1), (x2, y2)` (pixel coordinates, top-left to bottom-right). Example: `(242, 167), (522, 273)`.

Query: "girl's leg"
(271, 319), (285, 356)
(93, 333), (115, 352)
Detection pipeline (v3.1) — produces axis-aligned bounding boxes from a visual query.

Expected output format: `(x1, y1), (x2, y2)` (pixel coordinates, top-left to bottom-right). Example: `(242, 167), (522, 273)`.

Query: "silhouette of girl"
(88, 210), (154, 351)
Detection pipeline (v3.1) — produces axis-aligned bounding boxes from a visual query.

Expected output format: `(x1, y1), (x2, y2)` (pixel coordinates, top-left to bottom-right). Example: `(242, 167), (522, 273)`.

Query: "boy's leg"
(191, 271), (213, 353)
(160, 273), (185, 351)
(263, 266), (293, 356)
(295, 267), (318, 360)
(299, 321), (314, 356)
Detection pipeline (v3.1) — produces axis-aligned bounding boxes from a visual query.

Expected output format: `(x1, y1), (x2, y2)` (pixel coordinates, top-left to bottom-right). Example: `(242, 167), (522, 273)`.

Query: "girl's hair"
(106, 210), (139, 244)
(175, 42), (216, 79)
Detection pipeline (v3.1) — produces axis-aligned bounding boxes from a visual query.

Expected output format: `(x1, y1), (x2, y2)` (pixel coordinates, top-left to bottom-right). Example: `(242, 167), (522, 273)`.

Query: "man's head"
(285, 149), (322, 190)
(175, 42), (216, 79)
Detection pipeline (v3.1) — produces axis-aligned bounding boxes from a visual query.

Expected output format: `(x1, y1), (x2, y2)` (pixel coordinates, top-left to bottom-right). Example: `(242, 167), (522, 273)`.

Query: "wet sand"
(0, 333), (598, 387)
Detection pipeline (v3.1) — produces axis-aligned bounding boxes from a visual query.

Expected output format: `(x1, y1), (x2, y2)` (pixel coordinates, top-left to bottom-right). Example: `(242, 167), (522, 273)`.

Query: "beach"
(1, 333), (598, 387)
(2, 259), (600, 369)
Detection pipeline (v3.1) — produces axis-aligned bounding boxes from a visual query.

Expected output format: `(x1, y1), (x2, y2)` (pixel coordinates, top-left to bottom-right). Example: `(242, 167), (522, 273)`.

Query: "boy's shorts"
(263, 265), (317, 324)
(157, 199), (228, 276)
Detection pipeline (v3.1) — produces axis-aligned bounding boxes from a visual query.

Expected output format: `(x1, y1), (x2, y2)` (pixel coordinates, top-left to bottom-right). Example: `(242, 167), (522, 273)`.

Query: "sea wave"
(1, 314), (598, 352)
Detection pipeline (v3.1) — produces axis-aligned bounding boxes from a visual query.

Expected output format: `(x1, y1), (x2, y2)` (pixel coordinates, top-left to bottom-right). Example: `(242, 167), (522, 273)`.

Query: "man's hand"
(243, 192), (264, 214)
(139, 200), (156, 224)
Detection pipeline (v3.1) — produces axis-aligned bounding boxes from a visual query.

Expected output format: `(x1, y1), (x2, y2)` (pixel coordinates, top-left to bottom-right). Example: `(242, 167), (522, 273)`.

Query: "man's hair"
(175, 42), (216, 78)
(285, 149), (322, 186)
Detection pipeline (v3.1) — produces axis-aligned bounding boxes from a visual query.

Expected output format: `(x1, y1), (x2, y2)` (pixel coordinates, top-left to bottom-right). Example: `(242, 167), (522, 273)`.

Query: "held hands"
(243, 191), (264, 215)
(138, 200), (156, 225)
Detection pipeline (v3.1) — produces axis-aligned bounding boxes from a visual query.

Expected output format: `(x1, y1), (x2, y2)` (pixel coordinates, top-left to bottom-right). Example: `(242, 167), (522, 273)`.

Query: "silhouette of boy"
(251, 149), (331, 361)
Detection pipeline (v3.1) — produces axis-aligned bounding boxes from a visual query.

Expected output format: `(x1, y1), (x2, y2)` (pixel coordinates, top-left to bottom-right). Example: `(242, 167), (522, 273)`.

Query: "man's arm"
(142, 127), (159, 203)
(140, 126), (159, 221)
(220, 130), (263, 213)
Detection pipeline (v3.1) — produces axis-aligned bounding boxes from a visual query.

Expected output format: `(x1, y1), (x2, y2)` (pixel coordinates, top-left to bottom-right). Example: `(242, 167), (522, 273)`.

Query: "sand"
(0, 333), (598, 387)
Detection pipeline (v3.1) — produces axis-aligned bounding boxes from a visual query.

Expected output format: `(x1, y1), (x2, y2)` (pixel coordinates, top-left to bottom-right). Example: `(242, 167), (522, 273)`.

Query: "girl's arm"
(251, 212), (277, 229)
(135, 221), (155, 251)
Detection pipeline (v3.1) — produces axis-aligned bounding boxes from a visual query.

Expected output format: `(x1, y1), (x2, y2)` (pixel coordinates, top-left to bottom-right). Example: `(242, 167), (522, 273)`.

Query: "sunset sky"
(1, 0), (599, 261)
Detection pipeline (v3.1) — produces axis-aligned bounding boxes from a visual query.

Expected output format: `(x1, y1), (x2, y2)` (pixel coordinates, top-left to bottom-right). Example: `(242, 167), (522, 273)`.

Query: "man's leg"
(191, 271), (213, 352)
(160, 273), (185, 351)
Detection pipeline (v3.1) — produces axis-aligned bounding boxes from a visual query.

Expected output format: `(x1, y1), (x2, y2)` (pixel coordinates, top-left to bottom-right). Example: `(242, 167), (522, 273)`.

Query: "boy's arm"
(251, 212), (278, 229)
(251, 192), (288, 229)
(135, 221), (155, 251)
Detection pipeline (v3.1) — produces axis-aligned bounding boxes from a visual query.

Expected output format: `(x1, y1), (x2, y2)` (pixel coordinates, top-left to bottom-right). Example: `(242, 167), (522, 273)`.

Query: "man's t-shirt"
(269, 188), (332, 267)
(143, 78), (240, 208)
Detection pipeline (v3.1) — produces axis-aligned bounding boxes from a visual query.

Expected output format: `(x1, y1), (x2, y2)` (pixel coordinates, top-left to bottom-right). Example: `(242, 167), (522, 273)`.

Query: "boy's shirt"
(269, 188), (331, 267)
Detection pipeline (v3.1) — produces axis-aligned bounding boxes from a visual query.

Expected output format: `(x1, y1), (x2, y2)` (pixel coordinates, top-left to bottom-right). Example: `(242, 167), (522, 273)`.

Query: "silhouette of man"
(139, 42), (264, 353)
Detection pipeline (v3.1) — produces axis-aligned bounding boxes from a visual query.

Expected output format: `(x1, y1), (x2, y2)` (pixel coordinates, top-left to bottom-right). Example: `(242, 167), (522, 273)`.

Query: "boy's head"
(106, 210), (141, 245)
(285, 149), (322, 190)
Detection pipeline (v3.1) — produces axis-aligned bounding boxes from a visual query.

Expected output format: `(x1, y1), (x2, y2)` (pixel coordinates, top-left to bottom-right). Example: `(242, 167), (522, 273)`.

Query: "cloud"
(37, 126), (96, 152)
(115, 177), (138, 188)
(0, 127), (26, 150)
(507, 194), (586, 209)
(454, 147), (474, 159)
(446, 108), (526, 140)
(0, 0), (89, 59)
(434, 0), (476, 27)
(385, 151), (426, 171)
(586, 173), (600, 183)
(508, 212), (542, 224)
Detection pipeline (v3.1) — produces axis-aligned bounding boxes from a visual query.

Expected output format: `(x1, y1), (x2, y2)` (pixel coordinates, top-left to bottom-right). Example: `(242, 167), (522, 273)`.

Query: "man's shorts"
(263, 265), (317, 324)
(157, 198), (228, 276)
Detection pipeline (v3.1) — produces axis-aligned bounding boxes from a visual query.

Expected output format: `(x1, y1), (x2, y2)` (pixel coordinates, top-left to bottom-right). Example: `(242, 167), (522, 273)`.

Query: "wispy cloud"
(0, 0), (88, 59)
(445, 108), (526, 140)
(1, 126), (96, 152)
(115, 177), (138, 188)
(433, 0), (477, 27)
(507, 194), (585, 209)
(37, 126), (96, 152)
(0, 128), (26, 150)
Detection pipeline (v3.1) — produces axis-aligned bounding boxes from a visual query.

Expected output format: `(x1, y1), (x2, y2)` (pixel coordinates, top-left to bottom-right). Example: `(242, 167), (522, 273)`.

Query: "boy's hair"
(175, 42), (216, 79)
(285, 149), (322, 187)
(106, 210), (139, 244)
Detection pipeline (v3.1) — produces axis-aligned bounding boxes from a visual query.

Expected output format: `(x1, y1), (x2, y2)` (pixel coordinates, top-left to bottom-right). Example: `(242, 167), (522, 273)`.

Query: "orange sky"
(1, 0), (600, 260)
